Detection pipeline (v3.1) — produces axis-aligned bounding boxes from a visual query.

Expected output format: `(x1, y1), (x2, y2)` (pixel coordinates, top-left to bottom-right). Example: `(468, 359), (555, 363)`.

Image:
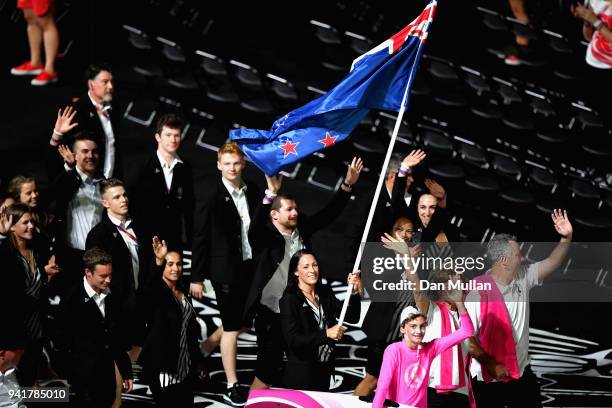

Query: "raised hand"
(382, 232), (421, 256)
(344, 156), (364, 186)
(265, 174), (283, 194)
(58, 145), (75, 167)
(571, 3), (597, 24)
(402, 149), (426, 168)
(424, 178), (446, 200)
(152, 236), (168, 261)
(551, 209), (573, 239)
(0, 207), (13, 235)
(382, 232), (410, 255)
(55, 106), (79, 135)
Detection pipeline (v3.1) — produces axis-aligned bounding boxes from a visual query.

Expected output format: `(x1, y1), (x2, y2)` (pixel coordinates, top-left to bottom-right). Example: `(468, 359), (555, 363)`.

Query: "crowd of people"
(0, 61), (576, 408)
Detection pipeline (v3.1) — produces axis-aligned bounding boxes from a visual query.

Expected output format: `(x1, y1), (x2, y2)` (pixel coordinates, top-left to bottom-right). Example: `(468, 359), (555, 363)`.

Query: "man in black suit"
(86, 178), (149, 353)
(191, 141), (259, 405)
(55, 248), (133, 407)
(49, 64), (122, 179)
(133, 113), (194, 252)
(52, 133), (104, 293)
(246, 157), (363, 391)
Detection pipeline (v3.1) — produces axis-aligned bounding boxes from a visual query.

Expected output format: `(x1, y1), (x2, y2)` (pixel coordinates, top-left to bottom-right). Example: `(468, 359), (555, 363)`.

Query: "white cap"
(400, 305), (422, 324)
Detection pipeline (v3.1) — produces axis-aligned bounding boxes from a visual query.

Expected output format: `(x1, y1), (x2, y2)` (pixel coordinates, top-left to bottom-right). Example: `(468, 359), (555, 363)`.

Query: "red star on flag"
(318, 132), (338, 148)
(279, 139), (299, 157)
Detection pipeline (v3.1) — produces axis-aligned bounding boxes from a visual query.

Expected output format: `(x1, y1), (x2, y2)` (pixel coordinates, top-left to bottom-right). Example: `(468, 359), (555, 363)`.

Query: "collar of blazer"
(103, 212), (138, 236)
(216, 177), (258, 210)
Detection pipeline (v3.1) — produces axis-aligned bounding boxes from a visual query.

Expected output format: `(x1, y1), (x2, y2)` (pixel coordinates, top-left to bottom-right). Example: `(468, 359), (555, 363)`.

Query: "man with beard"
(246, 157), (363, 391)
(49, 64), (122, 178)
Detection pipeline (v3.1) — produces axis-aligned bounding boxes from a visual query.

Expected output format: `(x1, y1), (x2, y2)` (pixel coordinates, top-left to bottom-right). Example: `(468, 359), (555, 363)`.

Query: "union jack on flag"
(230, 1), (437, 176)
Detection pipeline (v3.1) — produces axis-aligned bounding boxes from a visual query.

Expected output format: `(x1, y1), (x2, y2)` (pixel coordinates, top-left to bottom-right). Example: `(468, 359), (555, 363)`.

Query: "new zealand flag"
(230, 1), (437, 175)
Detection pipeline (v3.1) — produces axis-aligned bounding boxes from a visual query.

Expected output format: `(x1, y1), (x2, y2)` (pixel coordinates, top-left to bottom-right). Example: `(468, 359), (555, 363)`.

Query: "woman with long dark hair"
(139, 237), (203, 407)
(279, 249), (362, 391)
(0, 203), (57, 386)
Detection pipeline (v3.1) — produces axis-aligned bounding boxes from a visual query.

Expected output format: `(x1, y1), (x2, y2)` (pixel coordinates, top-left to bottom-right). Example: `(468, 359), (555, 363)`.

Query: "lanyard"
(96, 106), (110, 120)
(116, 225), (138, 245)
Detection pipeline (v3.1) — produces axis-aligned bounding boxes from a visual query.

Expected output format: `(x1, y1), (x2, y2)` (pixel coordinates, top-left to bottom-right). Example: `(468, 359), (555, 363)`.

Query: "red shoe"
(10, 61), (44, 76)
(504, 55), (521, 66)
(31, 71), (58, 86)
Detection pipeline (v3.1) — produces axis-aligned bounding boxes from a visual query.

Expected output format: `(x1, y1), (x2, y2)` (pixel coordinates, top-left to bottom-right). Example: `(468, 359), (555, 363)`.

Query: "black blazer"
(55, 94), (122, 178)
(191, 178), (259, 284)
(244, 188), (351, 321)
(367, 187), (394, 243)
(133, 154), (195, 250)
(139, 263), (202, 379)
(279, 285), (360, 388)
(86, 213), (150, 305)
(55, 281), (132, 405)
(391, 173), (459, 242)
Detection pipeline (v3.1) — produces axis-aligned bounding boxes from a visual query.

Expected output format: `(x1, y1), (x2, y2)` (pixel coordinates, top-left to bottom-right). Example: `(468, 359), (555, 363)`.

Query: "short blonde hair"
(217, 141), (245, 161)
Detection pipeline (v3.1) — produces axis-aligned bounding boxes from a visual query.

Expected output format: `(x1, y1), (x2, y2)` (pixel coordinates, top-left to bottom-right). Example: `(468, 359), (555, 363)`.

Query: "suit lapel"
(80, 283), (106, 322)
(217, 178), (240, 219)
(149, 156), (168, 196)
(171, 162), (185, 198)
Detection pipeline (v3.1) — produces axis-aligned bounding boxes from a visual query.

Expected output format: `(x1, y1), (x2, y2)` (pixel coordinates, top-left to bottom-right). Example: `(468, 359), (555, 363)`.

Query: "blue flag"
(230, 1), (437, 175)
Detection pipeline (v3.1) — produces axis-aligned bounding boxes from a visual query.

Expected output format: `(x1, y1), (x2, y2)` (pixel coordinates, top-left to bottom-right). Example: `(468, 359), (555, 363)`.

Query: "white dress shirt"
(83, 276), (110, 318)
(0, 368), (25, 408)
(88, 92), (115, 178)
(107, 214), (140, 290)
(385, 186), (412, 207)
(156, 150), (183, 192)
(221, 177), (252, 261)
(260, 229), (304, 313)
(66, 166), (104, 250)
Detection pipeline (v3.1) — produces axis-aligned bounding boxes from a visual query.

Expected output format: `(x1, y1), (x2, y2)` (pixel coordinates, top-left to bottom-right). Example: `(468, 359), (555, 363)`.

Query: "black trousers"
(254, 305), (285, 385)
(471, 365), (542, 408)
(427, 387), (470, 408)
(283, 361), (332, 391)
(69, 382), (115, 408)
(149, 377), (194, 407)
(17, 339), (43, 387)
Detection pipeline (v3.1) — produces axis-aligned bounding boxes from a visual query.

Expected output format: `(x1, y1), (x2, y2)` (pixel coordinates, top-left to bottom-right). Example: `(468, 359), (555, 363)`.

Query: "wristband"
(342, 181), (352, 188)
(53, 129), (64, 137)
(264, 189), (277, 204)
(398, 166), (411, 176)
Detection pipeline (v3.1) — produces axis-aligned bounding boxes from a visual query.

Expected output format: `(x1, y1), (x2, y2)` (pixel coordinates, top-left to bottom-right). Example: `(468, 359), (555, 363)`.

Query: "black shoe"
(223, 384), (248, 406)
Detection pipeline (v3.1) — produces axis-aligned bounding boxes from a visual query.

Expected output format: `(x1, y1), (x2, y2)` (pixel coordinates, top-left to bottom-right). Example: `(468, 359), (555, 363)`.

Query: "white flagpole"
(337, 34), (430, 326)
